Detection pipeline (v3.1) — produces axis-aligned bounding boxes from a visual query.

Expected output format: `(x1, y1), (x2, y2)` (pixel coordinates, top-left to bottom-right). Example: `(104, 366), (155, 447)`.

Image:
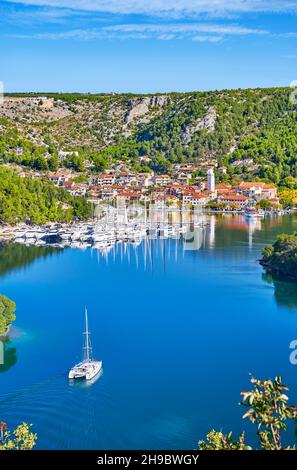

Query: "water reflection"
(263, 273), (297, 311)
(88, 214), (297, 269)
(0, 342), (17, 373)
(0, 243), (62, 278)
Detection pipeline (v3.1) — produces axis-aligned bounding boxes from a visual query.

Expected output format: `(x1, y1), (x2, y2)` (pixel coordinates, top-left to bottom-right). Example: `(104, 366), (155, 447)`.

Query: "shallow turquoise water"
(0, 214), (297, 449)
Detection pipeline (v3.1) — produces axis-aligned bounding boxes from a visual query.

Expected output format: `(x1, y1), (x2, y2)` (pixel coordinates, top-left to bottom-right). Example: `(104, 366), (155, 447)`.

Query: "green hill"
(1, 87), (297, 182)
(0, 167), (90, 224)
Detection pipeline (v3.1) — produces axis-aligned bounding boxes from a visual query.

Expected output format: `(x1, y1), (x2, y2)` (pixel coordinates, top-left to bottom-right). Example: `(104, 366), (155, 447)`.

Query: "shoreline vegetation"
(0, 167), (90, 225)
(260, 232), (297, 282)
(0, 294), (16, 337)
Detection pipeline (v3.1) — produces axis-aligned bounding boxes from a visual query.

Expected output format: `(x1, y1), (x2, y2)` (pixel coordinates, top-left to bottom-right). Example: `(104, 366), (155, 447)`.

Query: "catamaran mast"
(83, 307), (92, 362)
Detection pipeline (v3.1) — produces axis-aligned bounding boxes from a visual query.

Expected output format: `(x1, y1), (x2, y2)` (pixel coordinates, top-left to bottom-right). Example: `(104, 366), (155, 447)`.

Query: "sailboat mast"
(83, 307), (92, 362)
(85, 307), (89, 361)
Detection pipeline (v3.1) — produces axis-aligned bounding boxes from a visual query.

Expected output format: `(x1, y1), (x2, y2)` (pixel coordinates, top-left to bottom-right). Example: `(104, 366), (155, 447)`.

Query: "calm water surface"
(0, 214), (297, 449)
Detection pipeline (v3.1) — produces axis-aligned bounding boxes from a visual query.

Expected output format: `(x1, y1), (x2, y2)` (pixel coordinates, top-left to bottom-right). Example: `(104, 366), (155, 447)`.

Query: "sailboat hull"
(68, 360), (102, 380)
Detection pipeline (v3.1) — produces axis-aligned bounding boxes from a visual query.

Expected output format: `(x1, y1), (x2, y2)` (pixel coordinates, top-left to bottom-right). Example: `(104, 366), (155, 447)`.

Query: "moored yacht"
(68, 308), (102, 381)
(244, 207), (263, 218)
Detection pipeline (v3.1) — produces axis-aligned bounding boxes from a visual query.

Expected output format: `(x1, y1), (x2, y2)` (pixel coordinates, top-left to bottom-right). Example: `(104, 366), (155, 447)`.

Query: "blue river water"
(0, 214), (297, 449)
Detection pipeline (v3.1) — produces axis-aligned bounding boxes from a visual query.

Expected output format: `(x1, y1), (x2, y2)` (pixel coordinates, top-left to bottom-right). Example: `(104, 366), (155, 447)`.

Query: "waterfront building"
(236, 182), (278, 201)
(219, 194), (249, 208)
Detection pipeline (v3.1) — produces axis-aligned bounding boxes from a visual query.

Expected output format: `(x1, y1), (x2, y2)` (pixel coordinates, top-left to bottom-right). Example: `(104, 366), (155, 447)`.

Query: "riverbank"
(260, 232), (297, 283)
(259, 259), (297, 283)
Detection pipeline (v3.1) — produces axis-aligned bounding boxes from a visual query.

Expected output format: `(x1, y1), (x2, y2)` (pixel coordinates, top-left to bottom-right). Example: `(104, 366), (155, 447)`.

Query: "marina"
(10, 206), (210, 252)
(0, 206), (289, 255)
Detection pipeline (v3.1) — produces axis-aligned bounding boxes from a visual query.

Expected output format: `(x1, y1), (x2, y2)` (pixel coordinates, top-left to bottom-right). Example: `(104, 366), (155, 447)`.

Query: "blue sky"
(1, 0), (297, 93)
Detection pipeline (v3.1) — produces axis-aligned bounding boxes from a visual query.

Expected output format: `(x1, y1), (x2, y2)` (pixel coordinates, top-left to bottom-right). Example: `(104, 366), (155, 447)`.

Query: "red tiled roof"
(221, 195), (248, 201)
(238, 182), (275, 190)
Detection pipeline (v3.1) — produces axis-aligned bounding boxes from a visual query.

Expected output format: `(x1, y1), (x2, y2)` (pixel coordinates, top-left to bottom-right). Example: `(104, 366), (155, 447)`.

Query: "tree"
(0, 422), (37, 450)
(260, 232), (297, 280)
(48, 155), (58, 171)
(278, 189), (297, 208)
(0, 167), (90, 224)
(0, 295), (16, 336)
(280, 176), (297, 190)
(198, 376), (297, 450)
(256, 199), (272, 210)
(92, 155), (108, 173)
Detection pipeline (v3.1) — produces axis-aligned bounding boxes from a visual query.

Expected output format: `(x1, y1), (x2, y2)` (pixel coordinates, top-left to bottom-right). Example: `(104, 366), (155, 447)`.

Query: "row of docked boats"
(12, 220), (200, 251)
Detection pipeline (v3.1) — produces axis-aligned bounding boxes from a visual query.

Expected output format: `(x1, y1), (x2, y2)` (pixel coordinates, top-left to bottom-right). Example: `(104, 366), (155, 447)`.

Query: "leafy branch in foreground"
(198, 376), (297, 450)
(198, 430), (250, 450)
(0, 422), (37, 450)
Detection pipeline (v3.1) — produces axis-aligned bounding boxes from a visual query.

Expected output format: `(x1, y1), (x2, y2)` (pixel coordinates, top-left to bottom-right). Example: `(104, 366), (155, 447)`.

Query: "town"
(45, 161), (279, 212)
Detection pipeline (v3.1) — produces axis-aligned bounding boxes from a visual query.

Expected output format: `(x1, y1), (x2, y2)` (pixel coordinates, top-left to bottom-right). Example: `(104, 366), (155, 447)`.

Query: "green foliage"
(206, 202), (227, 211)
(198, 376), (297, 451)
(0, 422), (37, 450)
(72, 174), (88, 184)
(256, 199), (272, 210)
(0, 167), (90, 224)
(133, 87), (297, 178)
(261, 232), (297, 279)
(2, 87), (297, 177)
(92, 155), (108, 172)
(278, 189), (297, 208)
(241, 376), (297, 450)
(0, 294), (16, 336)
(280, 176), (297, 190)
(199, 430), (249, 450)
(65, 154), (85, 172)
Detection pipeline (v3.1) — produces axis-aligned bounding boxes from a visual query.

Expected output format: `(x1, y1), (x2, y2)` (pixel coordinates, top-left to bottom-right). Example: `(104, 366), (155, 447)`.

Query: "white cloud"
(4, 0), (297, 16)
(1, 6), (84, 25)
(6, 21), (269, 42)
(105, 23), (268, 35)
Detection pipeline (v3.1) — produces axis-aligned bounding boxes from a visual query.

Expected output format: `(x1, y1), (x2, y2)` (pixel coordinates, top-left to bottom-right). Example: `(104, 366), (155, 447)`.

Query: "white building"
(153, 175), (171, 186)
(207, 169), (215, 192)
(89, 174), (116, 186)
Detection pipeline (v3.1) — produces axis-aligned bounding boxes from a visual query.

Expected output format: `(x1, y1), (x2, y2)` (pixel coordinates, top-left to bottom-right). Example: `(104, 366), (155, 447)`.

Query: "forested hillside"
(1, 87), (297, 183)
(0, 168), (90, 224)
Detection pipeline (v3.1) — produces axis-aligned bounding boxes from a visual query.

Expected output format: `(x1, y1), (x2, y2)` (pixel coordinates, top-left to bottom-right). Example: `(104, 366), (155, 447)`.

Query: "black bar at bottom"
(0, 450), (296, 466)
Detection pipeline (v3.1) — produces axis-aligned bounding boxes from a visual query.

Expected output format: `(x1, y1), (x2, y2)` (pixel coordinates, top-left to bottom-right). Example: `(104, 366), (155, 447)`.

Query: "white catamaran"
(68, 308), (102, 380)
